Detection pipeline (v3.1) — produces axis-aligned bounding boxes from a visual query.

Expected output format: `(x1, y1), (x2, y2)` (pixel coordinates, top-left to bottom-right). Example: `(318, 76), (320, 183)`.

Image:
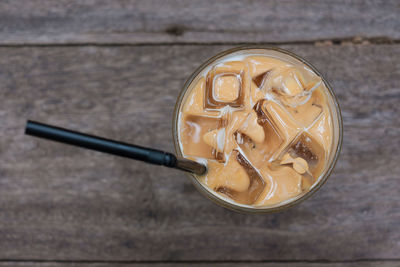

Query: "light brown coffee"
(178, 51), (334, 207)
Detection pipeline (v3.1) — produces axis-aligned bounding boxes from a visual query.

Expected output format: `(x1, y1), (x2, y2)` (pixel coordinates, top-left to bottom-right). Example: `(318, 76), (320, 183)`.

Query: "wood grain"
(0, 44), (399, 261)
(0, 262), (399, 267)
(0, 0), (399, 45)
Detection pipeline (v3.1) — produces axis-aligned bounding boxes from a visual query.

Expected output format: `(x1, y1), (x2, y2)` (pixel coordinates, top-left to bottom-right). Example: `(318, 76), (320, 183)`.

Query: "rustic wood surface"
(1, 45), (399, 265)
(0, 262), (398, 267)
(0, 0), (399, 45)
(0, 0), (399, 266)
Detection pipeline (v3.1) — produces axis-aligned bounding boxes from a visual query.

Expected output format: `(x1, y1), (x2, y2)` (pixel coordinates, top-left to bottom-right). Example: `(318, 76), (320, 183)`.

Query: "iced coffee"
(175, 48), (341, 208)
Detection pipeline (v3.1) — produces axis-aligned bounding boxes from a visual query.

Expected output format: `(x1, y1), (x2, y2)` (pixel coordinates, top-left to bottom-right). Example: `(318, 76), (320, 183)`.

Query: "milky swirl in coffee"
(178, 50), (334, 207)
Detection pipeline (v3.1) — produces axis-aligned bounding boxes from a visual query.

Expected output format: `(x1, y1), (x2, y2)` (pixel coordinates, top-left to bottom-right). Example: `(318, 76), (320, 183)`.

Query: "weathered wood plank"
(0, 262), (399, 267)
(0, 0), (399, 45)
(0, 45), (399, 261)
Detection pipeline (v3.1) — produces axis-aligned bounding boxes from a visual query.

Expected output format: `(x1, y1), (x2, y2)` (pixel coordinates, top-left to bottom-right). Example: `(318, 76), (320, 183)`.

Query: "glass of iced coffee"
(173, 46), (342, 213)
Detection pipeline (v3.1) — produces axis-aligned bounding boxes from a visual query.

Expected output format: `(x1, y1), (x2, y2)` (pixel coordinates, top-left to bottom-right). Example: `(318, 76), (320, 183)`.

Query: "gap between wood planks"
(0, 36), (398, 47)
(0, 259), (399, 264)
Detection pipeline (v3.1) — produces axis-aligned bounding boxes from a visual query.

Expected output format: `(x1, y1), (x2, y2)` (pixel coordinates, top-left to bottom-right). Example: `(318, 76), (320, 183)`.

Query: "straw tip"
(175, 157), (207, 176)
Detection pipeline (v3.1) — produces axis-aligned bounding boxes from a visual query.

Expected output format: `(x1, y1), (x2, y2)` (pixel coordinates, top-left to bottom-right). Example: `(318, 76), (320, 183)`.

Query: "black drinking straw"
(25, 120), (206, 175)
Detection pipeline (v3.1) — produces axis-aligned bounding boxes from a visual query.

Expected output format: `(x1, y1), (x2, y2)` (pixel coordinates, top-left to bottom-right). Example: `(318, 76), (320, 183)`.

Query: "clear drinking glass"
(172, 46), (343, 213)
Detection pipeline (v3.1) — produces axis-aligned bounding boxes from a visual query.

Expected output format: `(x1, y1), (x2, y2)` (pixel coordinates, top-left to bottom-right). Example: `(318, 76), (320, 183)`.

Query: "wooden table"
(0, 1), (399, 266)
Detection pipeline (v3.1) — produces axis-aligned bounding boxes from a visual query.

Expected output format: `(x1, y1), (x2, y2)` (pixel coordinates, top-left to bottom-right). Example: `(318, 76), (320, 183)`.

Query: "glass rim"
(172, 45), (343, 214)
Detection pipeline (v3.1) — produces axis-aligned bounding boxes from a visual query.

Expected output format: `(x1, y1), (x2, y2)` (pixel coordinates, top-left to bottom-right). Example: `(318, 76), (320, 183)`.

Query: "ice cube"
(269, 67), (322, 108)
(203, 128), (225, 153)
(282, 132), (326, 177)
(252, 70), (271, 89)
(244, 56), (283, 104)
(258, 100), (301, 159)
(283, 88), (324, 128)
(221, 109), (250, 155)
(182, 78), (219, 117)
(216, 151), (266, 205)
(308, 107), (332, 153)
(204, 61), (250, 110)
(180, 114), (226, 162)
(236, 151), (266, 204)
(271, 70), (304, 97)
(244, 56), (286, 80)
(269, 155), (314, 192)
(210, 153), (250, 192)
(250, 80), (266, 106)
(235, 106), (284, 169)
(272, 131), (325, 191)
(255, 165), (303, 206)
(237, 110), (265, 143)
(213, 75), (240, 102)
(301, 172), (314, 191)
